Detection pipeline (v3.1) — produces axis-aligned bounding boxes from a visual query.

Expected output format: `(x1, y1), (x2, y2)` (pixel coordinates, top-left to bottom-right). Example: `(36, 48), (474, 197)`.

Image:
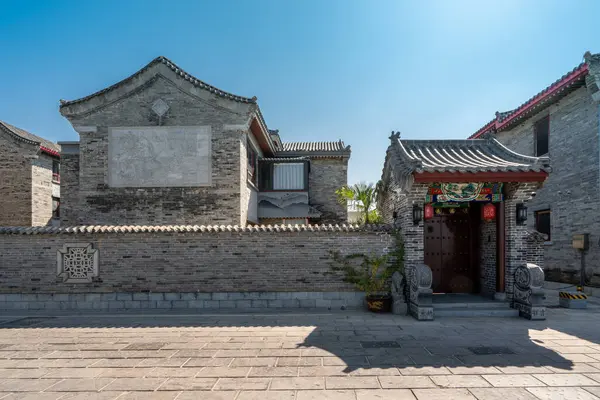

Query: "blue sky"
(0, 0), (598, 184)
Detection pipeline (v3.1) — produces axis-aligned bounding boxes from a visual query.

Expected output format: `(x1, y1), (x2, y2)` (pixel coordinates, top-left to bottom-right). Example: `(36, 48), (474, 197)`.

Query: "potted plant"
(330, 252), (395, 312)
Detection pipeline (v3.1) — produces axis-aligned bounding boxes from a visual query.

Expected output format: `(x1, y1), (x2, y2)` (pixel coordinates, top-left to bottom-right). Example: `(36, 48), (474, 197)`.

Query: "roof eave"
(275, 150), (351, 159)
(469, 63), (589, 139)
(413, 170), (549, 183)
(59, 56), (258, 116)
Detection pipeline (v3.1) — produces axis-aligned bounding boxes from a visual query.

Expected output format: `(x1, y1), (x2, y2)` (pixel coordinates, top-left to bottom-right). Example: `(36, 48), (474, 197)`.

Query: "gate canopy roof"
(390, 132), (550, 182)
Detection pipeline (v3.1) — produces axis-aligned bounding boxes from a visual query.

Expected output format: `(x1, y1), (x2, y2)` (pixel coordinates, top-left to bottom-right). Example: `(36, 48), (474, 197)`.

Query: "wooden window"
(535, 209), (551, 241)
(535, 116), (549, 156)
(52, 160), (60, 183)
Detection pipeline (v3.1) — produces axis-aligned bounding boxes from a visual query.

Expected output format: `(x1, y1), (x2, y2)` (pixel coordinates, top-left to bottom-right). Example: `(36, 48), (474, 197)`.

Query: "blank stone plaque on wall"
(108, 126), (212, 187)
(57, 243), (99, 283)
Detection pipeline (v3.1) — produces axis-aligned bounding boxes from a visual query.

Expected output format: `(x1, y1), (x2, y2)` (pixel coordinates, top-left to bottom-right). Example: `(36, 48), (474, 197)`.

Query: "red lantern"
(424, 204), (434, 220)
(482, 203), (496, 221)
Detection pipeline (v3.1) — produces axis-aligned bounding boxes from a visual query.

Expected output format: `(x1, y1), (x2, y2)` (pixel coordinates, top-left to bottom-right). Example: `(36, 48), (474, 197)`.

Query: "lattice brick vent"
(57, 243), (99, 283)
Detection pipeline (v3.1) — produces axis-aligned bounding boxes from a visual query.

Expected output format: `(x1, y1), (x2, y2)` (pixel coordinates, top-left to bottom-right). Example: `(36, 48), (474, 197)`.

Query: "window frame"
(534, 115), (550, 157)
(52, 160), (60, 183)
(534, 209), (551, 241)
(259, 160), (310, 192)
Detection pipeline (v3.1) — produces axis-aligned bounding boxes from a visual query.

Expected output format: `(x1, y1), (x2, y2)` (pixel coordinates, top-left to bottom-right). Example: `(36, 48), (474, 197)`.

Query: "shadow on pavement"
(1, 309), (599, 374)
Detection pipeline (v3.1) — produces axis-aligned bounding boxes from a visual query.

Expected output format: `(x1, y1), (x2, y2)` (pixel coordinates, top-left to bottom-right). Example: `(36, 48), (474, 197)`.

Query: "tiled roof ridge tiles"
(59, 56), (257, 109)
(0, 120), (61, 153)
(0, 224), (395, 235)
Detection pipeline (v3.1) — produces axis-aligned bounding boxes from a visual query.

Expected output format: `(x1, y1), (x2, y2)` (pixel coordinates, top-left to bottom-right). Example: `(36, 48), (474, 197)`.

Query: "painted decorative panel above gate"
(426, 182), (503, 203)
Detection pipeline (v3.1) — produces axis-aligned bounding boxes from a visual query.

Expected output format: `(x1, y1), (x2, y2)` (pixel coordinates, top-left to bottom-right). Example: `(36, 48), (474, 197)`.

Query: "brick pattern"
(496, 87), (600, 286)
(504, 182), (540, 300)
(0, 133), (34, 225)
(309, 158), (348, 223)
(527, 232), (545, 269)
(0, 230), (393, 294)
(60, 153), (80, 225)
(480, 218), (497, 296)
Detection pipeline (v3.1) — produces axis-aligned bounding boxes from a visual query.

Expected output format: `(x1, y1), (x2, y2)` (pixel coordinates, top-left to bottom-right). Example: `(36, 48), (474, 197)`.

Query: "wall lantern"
(482, 203), (496, 222)
(516, 203), (528, 225)
(424, 204), (434, 220)
(412, 204), (423, 225)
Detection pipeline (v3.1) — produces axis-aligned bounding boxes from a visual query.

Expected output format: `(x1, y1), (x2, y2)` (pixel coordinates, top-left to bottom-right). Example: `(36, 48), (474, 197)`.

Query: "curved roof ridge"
(0, 120), (61, 153)
(59, 56), (257, 109)
(469, 59), (589, 139)
(279, 140), (350, 153)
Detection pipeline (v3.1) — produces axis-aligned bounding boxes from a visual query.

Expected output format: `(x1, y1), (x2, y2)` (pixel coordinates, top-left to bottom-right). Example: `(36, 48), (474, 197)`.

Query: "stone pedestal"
(513, 263), (546, 320)
(409, 264), (434, 321)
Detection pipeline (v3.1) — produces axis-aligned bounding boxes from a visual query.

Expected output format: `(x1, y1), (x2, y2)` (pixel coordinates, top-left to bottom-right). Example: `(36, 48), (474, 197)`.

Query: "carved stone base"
(410, 302), (434, 321)
(513, 302), (546, 320)
(393, 299), (407, 315)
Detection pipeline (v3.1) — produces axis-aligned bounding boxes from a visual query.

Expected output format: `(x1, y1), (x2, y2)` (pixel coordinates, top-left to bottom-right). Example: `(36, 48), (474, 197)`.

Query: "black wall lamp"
(516, 203), (528, 225)
(412, 204), (423, 225)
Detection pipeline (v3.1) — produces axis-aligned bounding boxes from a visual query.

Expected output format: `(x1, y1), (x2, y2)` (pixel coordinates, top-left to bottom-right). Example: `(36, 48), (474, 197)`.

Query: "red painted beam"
(40, 146), (60, 158)
(413, 171), (548, 183)
(469, 63), (588, 139)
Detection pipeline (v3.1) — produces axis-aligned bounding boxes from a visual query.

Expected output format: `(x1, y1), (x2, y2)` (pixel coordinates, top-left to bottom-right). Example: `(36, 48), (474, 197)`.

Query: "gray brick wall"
(0, 134), (34, 226)
(309, 158), (348, 223)
(496, 87), (600, 286)
(61, 66), (254, 226)
(31, 154), (55, 226)
(0, 230), (393, 294)
(60, 153), (80, 225)
(480, 217), (497, 296)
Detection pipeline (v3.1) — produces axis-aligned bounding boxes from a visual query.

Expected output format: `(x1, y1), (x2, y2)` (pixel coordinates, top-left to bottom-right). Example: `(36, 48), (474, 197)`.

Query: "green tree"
(336, 182), (380, 224)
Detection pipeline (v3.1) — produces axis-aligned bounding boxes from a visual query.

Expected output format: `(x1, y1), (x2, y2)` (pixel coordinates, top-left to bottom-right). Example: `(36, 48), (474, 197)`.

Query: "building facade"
(468, 51), (600, 287)
(0, 121), (60, 226)
(58, 56), (350, 226)
(378, 133), (549, 318)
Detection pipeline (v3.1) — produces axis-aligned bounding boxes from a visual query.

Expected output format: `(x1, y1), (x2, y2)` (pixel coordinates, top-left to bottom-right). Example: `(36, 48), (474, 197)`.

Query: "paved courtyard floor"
(1, 306), (600, 399)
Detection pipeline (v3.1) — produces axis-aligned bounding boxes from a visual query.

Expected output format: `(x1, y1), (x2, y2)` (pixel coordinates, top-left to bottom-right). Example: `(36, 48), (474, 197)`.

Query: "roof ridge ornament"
(390, 131), (401, 141)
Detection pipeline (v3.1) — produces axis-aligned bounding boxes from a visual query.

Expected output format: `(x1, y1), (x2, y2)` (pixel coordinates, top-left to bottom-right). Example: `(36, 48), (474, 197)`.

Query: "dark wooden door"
(424, 210), (476, 293)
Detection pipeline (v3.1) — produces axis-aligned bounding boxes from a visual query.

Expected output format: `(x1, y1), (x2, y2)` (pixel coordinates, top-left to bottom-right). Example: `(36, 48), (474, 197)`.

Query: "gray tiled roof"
(0, 121), (60, 152)
(259, 156), (309, 162)
(281, 141), (348, 152)
(393, 134), (550, 174)
(0, 224), (393, 235)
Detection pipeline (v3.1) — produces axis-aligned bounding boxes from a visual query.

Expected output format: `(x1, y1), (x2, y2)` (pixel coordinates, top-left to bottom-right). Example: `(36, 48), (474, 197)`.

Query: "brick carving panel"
(57, 243), (99, 283)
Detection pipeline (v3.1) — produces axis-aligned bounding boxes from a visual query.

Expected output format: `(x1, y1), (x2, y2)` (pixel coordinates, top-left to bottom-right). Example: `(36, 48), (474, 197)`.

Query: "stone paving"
(0, 307), (600, 399)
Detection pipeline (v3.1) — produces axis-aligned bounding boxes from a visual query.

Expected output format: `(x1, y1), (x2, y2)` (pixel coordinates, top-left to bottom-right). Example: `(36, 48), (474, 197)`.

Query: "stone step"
(435, 308), (519, 318)
(433, 301), (511, 310)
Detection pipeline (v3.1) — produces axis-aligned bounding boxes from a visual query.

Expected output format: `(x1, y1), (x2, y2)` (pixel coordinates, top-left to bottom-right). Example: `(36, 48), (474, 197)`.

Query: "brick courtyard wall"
(0, 225), (393, 295)
(0, 134), (34, 226)
(309, 158), (349, 223)
(480, 217), (497, 297)
(495, 87), (600, 286)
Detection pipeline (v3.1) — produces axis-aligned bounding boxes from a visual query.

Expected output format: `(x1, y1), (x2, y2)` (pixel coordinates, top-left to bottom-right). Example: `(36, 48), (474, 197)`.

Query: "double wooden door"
(424, 209), (478, 293)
